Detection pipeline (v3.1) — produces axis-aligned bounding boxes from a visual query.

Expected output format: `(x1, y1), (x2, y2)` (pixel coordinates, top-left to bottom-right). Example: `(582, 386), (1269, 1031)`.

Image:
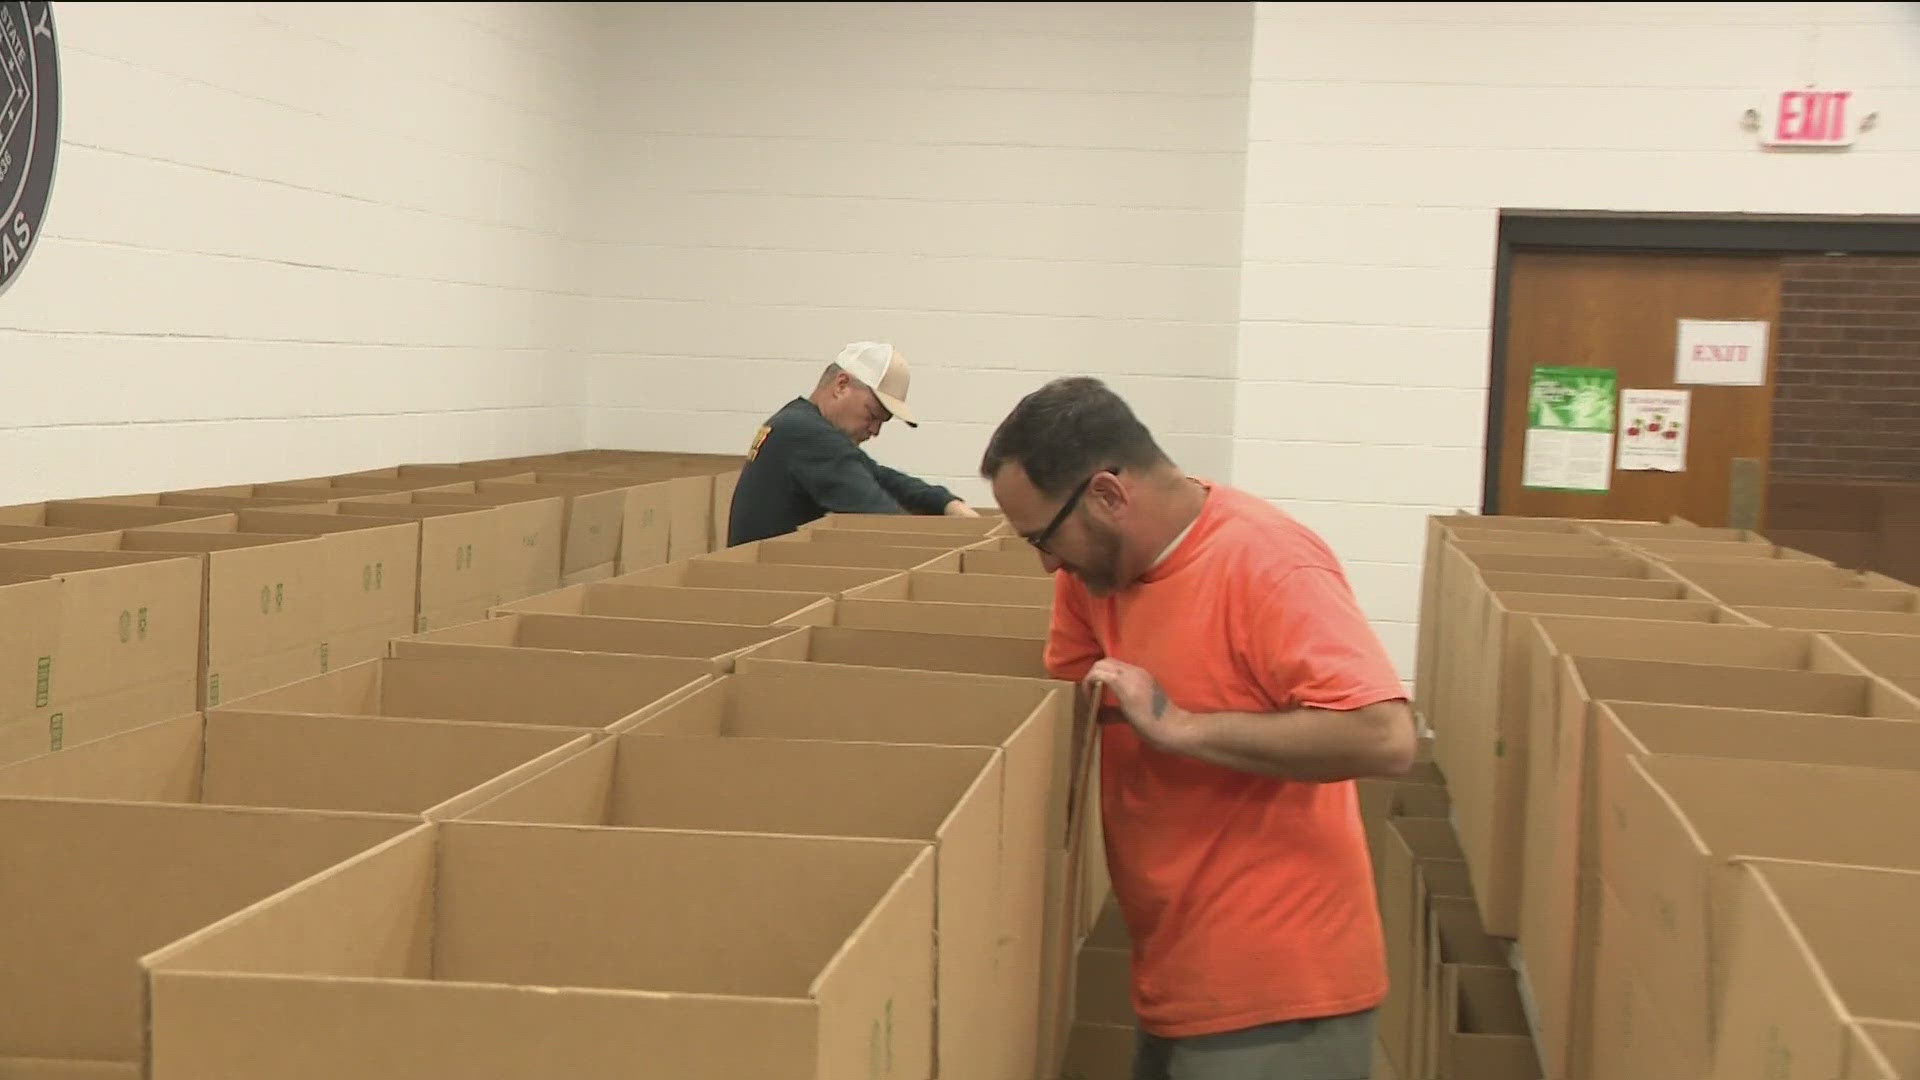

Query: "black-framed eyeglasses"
(1025, 470), (1106, 554)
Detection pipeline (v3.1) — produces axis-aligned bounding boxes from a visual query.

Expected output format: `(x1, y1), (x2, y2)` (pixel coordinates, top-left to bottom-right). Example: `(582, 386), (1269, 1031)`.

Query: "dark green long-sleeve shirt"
(726, 398), (957, 546)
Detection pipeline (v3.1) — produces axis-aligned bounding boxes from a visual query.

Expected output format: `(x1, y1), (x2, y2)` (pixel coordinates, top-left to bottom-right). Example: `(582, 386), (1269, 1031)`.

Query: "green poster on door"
(1523, 366), (1617, 494)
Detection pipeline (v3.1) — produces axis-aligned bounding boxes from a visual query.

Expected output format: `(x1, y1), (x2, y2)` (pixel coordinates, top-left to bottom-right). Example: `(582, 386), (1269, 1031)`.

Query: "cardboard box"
(1423, 896), (1510, 1074)
(585, 468), (713, 561)
(611, 557), (900, 597)
(0, 711), (589, 820)
(461, 732), (1016, 1079)
(1434, 966), (1540, 1079)
(495, 581), (835, 626)
(1378, 815), (1470, 1079)
(334, 495), (504, 623)
(844, 569), (1052, 607)
(0, 798), (411, 1074)
(740, 625), (1051, 682)
(711, 468), (740, 550)
(960, 549), (1050, 577)
(476, 475), (641, 580)
(784, 528), (983, 551)
(622, 664), (1071, 1078)
(0, 501), (236, 533)
(1702, 583), (1920, 613)
(1605, 758), (1920, 1076)
(143, 822), (936, 1079)
(805, 512), (1005, 537)
(231, 510), (419, 670)
(708, 537), (962, 573)
(1519, 648), (1920, 1078)
(0, 547), (203, 719)
(1714, 858), (1920, 1080)
(1436, 582), (1754, 937)
(407, 489), (566, 604)
(827, 597), (1051, 640)
(391, 613), (806, 672)
(214, 654), (715, 733)
(1739, 607), (1920, 634)
(1358, 768), (1449, 887)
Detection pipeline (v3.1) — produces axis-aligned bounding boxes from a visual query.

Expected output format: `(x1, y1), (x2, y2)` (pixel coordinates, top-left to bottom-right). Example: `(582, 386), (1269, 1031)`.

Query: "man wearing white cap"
(727, 342), (979, 546)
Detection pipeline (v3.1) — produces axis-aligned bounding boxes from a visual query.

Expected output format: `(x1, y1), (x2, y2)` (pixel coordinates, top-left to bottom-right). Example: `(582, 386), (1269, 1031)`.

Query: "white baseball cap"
(836, 341), (918, 427)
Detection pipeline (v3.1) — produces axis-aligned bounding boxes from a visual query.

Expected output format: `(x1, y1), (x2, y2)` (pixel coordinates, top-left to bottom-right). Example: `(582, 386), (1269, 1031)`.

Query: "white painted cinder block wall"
(0, 2), (593, 505)
(577, 2), (1253, 503)
(1235, 1), (1920, 676)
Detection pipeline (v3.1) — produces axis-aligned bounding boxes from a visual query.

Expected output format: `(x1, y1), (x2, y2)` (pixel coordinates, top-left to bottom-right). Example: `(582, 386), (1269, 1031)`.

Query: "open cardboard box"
(459, 731), (1019, 1079)
(392, 613), (806, 673)
(1739, 607), (1920, 635)
(0, 548), (204, 743)
(226, 509), (420, 671)
(1518, 646), (1919, 1079)
(243, 503), (493, 633)
(739, 625), (1050, 682)
(779, 527), (984, 551)
(620, 664), (1074, 1077)
(495, 581), (834, 626)
(577, 467), (714, 562)
(844, 569), (1052, 607)
(958, 549), (1049, 577)
(0, 501), (238, 534)
(707, 537), (962, 573)
(1714, 857), (1920, 1080)
(824, 597), (1051, 640)
(1434, 966), (1541, 1080)
(402, 489), (566, 604)
(213, 653), (715, 733)
(1423, 897), (1524, 1079)
(1378, 815), (1474, 1080)
(474, 474), (655, 581)
(1600, 756), (1920, 1078)
(142, 822), (936, 1079)
(611, 557), (902, 597)
(804, 512), (1005, 537)
(0, 798), (411, 1076)
(1433, 577), (1761, 937)
(0, 711), (590, 821)
(1358, 767), (1449, 888)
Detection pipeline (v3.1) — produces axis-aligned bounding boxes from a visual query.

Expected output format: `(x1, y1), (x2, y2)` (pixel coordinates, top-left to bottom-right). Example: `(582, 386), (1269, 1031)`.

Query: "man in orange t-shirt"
(981, 377), (1416, 1079)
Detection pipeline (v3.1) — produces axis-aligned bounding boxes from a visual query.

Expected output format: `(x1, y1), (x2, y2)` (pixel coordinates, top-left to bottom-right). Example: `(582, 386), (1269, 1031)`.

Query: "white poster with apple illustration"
(1617, 388), (1691, 472)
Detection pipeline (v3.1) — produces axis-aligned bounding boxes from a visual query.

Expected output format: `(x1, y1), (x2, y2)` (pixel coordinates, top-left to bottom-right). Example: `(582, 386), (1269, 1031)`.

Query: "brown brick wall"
(1770, 255), (1920, 481)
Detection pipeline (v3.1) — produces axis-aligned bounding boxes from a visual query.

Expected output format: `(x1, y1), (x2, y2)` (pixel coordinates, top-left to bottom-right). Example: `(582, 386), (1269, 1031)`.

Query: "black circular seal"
(1, 0), (58, 297)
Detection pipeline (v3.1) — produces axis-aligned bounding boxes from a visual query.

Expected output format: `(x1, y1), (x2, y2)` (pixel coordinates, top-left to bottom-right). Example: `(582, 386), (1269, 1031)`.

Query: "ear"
(1084, 470), (1128, 518)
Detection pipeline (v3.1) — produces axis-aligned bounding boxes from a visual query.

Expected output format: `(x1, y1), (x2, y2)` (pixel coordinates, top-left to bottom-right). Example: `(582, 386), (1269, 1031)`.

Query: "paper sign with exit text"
(1675, 319), (1769, 387)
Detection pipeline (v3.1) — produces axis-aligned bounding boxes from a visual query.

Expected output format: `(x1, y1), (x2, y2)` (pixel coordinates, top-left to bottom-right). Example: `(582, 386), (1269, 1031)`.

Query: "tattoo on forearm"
(1152, 685), (1169, 718)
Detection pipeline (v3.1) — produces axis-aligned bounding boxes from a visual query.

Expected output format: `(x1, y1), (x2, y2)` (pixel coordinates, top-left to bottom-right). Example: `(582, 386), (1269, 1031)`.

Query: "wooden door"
(1493, 251), (1783, 527)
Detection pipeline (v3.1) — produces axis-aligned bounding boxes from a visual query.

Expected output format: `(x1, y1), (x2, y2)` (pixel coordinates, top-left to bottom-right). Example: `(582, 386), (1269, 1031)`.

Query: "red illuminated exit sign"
(1759, 89), (1867, 148)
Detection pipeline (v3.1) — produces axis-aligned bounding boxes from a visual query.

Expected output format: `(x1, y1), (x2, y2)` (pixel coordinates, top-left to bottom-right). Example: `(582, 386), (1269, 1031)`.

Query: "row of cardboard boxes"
(0, 448), (1055, 764)
(1403, 514), (1920, 1080)
(1, 503), (1121, 1080)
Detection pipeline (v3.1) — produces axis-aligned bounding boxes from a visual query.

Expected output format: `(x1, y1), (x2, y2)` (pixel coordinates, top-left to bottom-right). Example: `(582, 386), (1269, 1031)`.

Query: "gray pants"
(1133, 1009), (1376, 1080)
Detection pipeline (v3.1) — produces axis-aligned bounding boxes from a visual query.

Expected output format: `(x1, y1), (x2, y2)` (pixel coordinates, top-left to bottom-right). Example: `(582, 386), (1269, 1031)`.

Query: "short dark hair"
(979, 377), (1171, 497)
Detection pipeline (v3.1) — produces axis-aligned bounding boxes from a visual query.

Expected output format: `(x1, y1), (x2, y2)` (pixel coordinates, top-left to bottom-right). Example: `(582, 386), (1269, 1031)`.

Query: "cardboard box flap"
(496, 582), (833, 626)
(1742, 607), (1920, 635)
(616, 559), (894, 595)
(1697, 583), (1920, 612)
(1479, 571), (1686, 600)
(0, 502), (236, 532)
(844, 569), (1052, 607)
(0, 714), (204, 802)
(1854, 1020), (1920, 1078)
(960, 550), (1050, 577)
(1601, 701), (1920, 771)
(1568, 655), (1905, 716)
(1462, 550), (1657, 578)
(1496, 592), (1726, 622)
(744, 625), (1050, 681)
(217, 655), (713, 730)
(785, 529), (981, 551)
(1534, 617), (1830, 670)
(395, 613), (800, 664)
(829, 597), (1051, 640)
(807, 513), (1002, 536)
(631, 669), (1059, 746)
(0, 799), (411, 1062)
(1828, 633), (1920, 681)
(0, 1059), (141, 1078)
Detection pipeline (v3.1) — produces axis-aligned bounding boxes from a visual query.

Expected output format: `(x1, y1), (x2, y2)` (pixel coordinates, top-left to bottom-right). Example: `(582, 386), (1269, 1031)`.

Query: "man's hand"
(1084, 658), (1194, 753)
(944, 499), (981, 518)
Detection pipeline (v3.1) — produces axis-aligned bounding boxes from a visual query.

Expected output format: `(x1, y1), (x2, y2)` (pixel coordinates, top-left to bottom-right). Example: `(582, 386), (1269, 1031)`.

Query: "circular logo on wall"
(1, 0), (58, 298)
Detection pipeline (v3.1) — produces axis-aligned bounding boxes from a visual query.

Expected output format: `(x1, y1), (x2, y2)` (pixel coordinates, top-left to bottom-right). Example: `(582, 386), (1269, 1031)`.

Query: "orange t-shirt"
(1046, 481), (1406, 1038)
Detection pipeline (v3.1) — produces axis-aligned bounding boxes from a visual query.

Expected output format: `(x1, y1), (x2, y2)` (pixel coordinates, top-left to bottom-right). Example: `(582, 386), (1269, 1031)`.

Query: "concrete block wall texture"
(0, 2), (595, 504)
(7, 1), (1920, 682)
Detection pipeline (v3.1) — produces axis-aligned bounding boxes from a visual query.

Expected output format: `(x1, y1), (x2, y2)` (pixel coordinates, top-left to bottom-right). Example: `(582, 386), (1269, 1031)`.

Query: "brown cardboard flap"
(1534, 617), (1831, 671)
(1479, 571), (1686, 599)
(1599, 701), (1920, 774)
(0, 799), (410, 1063)
(830, 597), (1051, 640)
(0, 714), (203, 802)
(614, 559), (893, 595)
(960, 550), (1050, 577)
(0, 549), (204, 702)
(393, 613), (801, 669)
(1439, 966), (1541, 1079)
(1825, 633), (1920, 681)
(1743, 607), (1920, 635)
(0, 1059), (142, 1078)
(843, 569), (1052, 607)
(1707, 583), (1920, 612)
(216, 655), (713, 731)
(1853, 1020), (1920, 1078)
(808, 512), (1003, 536)
(738, 625), (1050, 681)
(496, 582), (833, 626)
(786, 528), (980, 551)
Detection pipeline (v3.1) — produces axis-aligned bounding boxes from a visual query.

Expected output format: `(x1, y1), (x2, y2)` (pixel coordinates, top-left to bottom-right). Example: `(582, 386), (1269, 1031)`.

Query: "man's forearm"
(1155, 702), (1415, 782)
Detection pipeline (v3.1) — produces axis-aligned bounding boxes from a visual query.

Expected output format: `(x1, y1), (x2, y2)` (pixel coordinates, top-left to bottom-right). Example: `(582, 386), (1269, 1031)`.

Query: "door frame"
(1482, 210), (1920, 513)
